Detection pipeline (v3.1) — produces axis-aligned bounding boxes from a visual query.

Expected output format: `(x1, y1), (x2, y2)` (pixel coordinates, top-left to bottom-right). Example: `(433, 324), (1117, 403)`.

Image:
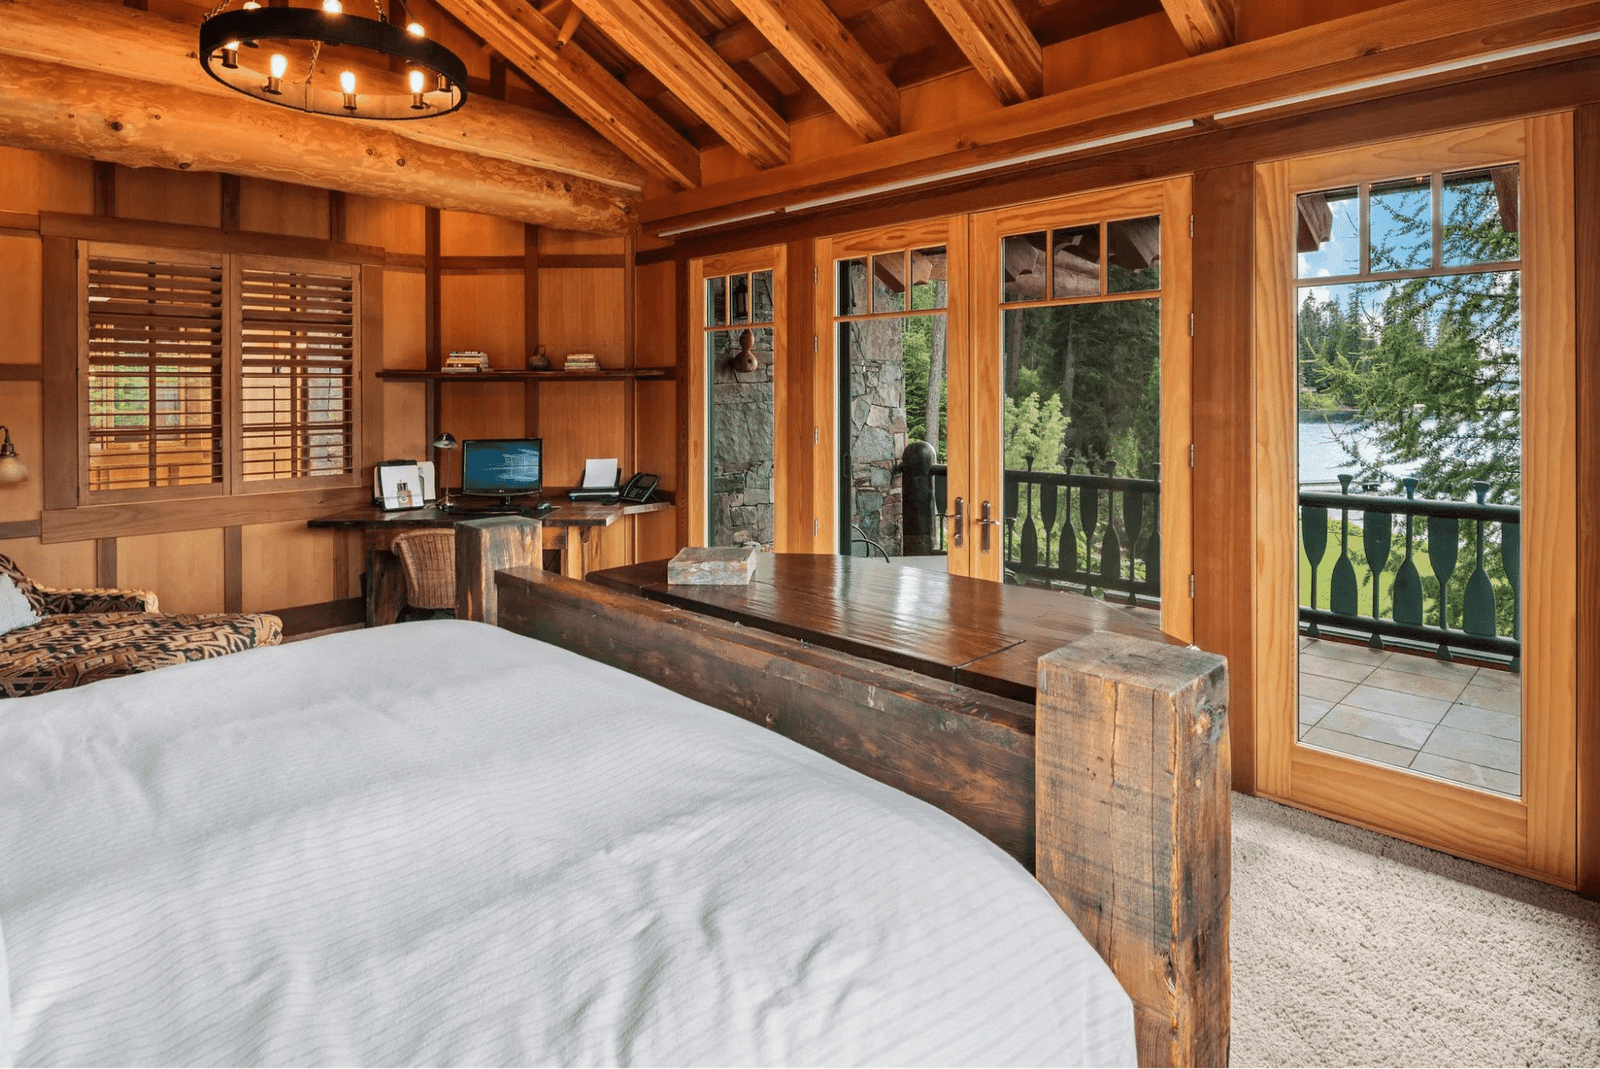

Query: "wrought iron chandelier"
(199, 1), (468, 121)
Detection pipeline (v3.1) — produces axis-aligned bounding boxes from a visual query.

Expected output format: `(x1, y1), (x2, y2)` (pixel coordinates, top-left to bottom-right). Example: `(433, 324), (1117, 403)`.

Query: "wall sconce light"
(431, 431), (458, 510)
(0, 426), (26, 484)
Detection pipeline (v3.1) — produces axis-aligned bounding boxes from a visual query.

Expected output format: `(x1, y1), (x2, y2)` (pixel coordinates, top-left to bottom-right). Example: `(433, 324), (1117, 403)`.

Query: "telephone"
(620, 472), (659, 504)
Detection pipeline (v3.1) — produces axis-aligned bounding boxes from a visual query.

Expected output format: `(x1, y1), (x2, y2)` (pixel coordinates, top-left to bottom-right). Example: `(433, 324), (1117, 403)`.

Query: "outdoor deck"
(1297, 636), (1522, 796)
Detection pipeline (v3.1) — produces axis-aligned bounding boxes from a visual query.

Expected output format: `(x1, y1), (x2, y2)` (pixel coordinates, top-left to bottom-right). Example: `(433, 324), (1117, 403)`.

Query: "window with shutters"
(81, 242), (360, 501)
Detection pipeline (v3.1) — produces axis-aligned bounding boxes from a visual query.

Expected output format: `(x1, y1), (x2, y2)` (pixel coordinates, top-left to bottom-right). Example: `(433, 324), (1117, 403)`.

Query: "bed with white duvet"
(0, 619), (1135, 1067)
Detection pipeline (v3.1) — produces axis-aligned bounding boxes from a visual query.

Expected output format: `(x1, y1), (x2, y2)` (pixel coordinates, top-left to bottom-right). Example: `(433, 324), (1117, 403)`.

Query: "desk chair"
(390, 530), (456, 621)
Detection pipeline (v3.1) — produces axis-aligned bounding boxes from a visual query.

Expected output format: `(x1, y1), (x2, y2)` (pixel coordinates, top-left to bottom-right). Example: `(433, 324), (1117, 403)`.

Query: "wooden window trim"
(40, 225), (381, 543)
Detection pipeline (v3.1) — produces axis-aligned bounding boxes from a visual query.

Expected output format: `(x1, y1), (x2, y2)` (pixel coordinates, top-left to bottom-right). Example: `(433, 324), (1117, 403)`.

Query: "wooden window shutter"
(84, 245), (225, 495)
(237, 258), (358, 484)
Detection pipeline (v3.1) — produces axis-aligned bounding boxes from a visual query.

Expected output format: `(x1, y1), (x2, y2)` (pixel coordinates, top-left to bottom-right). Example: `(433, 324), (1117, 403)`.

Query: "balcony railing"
(900, 445), (1522, 666)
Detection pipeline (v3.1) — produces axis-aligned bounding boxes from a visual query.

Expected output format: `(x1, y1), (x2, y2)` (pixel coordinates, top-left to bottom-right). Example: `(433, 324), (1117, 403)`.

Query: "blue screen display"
(460, 438), (542, 496)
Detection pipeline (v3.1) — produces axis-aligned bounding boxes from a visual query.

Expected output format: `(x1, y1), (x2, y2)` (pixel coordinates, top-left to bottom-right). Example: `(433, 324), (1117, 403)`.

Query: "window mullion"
(223, 255), (242, 495)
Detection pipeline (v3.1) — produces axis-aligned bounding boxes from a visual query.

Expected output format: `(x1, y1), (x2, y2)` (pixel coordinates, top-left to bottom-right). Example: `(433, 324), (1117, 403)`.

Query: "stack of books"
(562, 352), (599, 371)
(443, 350), (489, 372)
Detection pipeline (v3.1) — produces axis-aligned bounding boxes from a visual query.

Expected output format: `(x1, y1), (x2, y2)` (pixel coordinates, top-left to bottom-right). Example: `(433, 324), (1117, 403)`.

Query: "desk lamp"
(431, 431), (458, 510)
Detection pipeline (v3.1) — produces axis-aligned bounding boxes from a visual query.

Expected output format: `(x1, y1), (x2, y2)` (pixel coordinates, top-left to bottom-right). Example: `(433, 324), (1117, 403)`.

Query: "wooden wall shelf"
(377, 367), (675, 383)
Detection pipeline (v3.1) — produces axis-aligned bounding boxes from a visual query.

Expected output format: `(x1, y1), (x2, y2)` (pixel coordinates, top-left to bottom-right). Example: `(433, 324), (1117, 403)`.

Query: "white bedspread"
(0, 620), (1134, 1067)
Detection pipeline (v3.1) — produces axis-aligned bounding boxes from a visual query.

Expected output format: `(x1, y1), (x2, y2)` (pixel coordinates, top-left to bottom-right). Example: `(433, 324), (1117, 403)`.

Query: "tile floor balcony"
(1298, 636), (1522, 796)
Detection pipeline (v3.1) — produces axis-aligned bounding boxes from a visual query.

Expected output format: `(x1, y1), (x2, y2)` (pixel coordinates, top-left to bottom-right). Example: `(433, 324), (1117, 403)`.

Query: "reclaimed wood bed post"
(1036, 632), (1231, 1069)
(454, 517), (542, 625)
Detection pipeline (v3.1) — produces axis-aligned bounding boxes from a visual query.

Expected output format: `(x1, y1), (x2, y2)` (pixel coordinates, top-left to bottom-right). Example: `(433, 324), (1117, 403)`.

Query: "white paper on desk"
(582, 458), (619, 489)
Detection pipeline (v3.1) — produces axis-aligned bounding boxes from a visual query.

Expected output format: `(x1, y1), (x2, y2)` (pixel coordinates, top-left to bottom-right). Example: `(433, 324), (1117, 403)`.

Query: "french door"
(969, 179), (1194, 643)
(1254, 118), (1578, 885)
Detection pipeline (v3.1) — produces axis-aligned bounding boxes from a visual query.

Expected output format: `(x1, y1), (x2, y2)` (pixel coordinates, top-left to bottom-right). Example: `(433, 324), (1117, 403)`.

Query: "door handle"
(937, 496), (964, 548)
(976, 499), (1002, 553)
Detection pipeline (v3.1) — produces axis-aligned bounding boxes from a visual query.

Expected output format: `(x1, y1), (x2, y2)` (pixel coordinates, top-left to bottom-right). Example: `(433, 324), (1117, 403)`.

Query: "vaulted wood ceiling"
(2, 0), (1598, 236)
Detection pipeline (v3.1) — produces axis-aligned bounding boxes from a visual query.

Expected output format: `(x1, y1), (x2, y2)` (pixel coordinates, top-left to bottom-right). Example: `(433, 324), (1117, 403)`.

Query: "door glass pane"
(837, 248), (948, 561)
(1001, 297), (1161, 616)
(1297, 186), (1359, 279)
(751, 269), (775, 322)
(1443, 167), (1519, 267)
(837, 258), (869, 315)
(1296, 177), (1522, 798)
(872, 253), (907, 312)
(706, 275), (727, 326)
(1370, 176), (1432, 272)
(1107, 216), (1161, 293)
(1002, 231), (1048, 302)
(707, 325), (774, 549)
(1050, 226), (1099, 298)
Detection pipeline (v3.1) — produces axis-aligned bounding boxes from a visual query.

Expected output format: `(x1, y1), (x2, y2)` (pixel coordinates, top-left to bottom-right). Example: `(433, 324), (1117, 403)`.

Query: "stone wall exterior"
(846, 321), (907, 556)
(709, 328), (775, 548)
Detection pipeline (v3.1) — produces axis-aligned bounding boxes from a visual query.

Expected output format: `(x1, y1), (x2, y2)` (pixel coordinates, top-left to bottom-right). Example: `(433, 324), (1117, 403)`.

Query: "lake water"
(1297, 412), (1417, 489)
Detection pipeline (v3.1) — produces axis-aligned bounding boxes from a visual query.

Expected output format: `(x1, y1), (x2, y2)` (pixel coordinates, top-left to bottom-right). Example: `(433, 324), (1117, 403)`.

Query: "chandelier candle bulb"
(199, 1), (467, 121)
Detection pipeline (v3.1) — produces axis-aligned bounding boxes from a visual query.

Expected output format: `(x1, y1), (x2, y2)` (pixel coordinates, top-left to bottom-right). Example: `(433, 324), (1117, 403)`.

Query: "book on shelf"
(562, 352), (599, 370)
(443, 351), (490, 372)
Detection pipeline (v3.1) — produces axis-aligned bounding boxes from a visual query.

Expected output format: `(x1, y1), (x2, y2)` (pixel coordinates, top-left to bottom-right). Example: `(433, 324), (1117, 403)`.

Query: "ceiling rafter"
(569, 0), (791, 169)
(1158, 0), (1236, 55)
(919, 0), (1044, 105)
(726, 0), (900, 141)
(436, 0), (702, 189)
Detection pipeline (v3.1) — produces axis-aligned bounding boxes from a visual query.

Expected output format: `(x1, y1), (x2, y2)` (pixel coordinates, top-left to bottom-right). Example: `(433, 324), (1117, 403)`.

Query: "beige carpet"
(1230, 793), (1600, 1068)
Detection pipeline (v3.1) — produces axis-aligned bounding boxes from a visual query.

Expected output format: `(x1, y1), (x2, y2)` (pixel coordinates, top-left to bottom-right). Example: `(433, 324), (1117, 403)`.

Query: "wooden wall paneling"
(1236, 0), (1405, 42)
(1192, 163), (1257, 793)
(440, 273), (526, 368)
(382, 269), (428, 371)
(0, 535), (92, 587)
(0, 236), (42, 365)
(425, 207), (442, 371)
(223, 524), (242, 612)
(240, 521), (340, 612)
(541, 230), (627, 256)
(95, 538), (117, 590)
(92, 160), (114, 218)
(220, 174), (241, 233)
(635, 381), (679, 491)
(39, 235), (77, 512)
(537, 381), (626, 489)
(1576, 103), (1600, 898)
(328, 190), (346, 244)
(360, 263), (386, 474)
(237, 177), (330, 240)
(112, 165), (222, 228)
(342, 194), (425, 254)
(0, 147), (92, 214)
(1520, 111), (1579, 884)
(0, 381), (43, 526)
(1249, 158), (1299, 801)
(524, 224), (542, 438)
(783, 236), (825, 553)
(38, 485), (368, 544)
(676, 256), (691, 547)
(117, 528), (224, 614)
(538, 267), (627, 365)
(440, 209), (524, 256)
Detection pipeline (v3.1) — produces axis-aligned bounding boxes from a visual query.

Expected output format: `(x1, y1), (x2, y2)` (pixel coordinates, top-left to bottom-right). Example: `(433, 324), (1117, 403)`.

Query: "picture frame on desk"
(375, 461), (426, 511)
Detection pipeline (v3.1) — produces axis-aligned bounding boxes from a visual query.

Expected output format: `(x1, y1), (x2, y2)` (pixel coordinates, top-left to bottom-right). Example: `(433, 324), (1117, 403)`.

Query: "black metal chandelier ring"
(199, 7), (468, 121)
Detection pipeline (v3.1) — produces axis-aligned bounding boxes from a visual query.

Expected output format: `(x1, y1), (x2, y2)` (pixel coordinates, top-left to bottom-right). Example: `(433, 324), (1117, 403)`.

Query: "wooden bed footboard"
(465, 537), (1228, 1068)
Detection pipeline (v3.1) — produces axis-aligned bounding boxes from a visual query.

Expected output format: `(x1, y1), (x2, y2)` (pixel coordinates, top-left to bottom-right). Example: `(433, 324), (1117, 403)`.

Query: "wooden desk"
(310, 499), (669, 626)
(587, 554), (1172, 704)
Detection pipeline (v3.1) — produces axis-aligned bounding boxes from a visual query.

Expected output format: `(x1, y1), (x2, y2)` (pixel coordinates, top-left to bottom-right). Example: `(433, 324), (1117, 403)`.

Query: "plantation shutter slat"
(238, 264), (357, 483)
(84, 250), (225, 493)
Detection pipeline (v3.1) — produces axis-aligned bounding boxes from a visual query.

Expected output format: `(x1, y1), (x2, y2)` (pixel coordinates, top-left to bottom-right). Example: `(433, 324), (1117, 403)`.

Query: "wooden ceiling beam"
(568, 0), (790, 169)
(0, 52), (636, 232)
(642, 0), (1600, 235)
(0, 0), (646, 193)
(1159, 0), (1237, 55)
(919, 0), (1044, 105)
(727, 0), (899, 141)
(437, 0), (702, 189)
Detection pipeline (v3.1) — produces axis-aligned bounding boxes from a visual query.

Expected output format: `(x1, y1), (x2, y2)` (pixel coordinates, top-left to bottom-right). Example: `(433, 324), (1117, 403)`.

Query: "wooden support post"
(1035, 633), (1230, 1069)
(455, 517), (542, 625)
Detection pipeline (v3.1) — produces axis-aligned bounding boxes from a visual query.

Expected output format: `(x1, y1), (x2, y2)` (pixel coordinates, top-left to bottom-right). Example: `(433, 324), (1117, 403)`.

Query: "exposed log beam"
(1159, 0), (1237, 55)
(569, 0), (790, 169)
(0, 0), (645, 194)
(0, 53), (636, 233)
(919, 0), (1044, 105)
(727, 0), (899, 141)
(642, 0), (1600, 236)
(437, 0), (702, 189)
